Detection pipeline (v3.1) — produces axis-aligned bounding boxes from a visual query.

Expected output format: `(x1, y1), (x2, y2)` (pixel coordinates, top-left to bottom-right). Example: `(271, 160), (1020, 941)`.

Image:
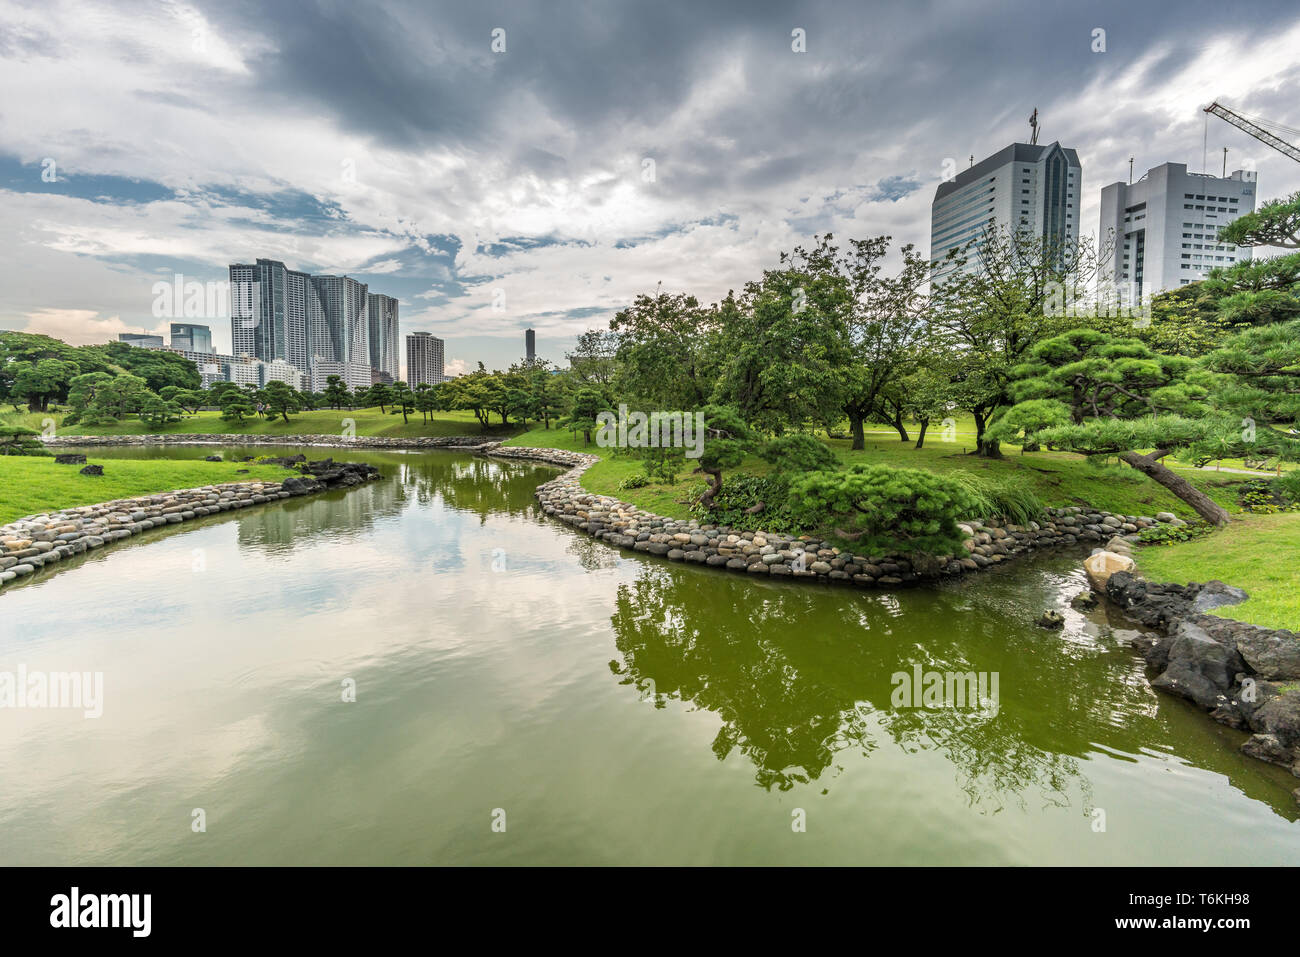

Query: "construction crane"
(1203, 101), (1300, 164)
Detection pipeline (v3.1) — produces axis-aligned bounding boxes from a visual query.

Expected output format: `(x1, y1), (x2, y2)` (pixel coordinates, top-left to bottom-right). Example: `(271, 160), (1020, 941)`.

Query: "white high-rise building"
(1099, 162), (1257, 300)
(931, 141), (1082, 276)
(406, 332), (445, 387)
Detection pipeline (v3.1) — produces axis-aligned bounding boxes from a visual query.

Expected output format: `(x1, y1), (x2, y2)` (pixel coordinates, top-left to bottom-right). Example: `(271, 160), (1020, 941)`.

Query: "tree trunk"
(892, 413), (909, 442)
(694, 466), (724, 508)
(850, 415), (865, 451)
(914, 420), (929, 449)
(1119, 450), (1229, 525)
(972, 410), (1003, 458)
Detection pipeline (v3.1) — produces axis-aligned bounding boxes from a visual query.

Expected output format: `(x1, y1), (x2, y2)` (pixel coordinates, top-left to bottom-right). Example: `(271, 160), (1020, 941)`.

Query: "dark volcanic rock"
(281, 476), (325, 495)
(54, 453), (87, 465)
(1192, 579), (1250, 613)
(1105, 570), (1300, 773)
(1151, 621), (1241, 710)
(79, 464), (103, 476)
(203, 454), (222, 462)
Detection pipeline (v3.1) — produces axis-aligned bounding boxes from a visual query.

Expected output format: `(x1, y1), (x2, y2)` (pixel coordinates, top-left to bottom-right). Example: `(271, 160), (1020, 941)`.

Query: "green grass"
(2, 407), (521, 440)
(1136, 512), (1300, 630)
(507, 424), (1248, 524)
(0, 456), (297, 524)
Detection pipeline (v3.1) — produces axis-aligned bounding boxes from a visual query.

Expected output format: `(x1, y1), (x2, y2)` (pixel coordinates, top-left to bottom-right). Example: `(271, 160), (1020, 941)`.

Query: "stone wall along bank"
(43, 433), (495, 450)
(488, 445), (1188, 586)
(0, 461), (381, 591)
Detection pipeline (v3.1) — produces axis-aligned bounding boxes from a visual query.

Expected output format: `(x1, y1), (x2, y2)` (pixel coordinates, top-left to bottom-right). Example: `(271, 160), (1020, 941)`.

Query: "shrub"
(1137, 523), (1211, 546)
(761, 432), (838, 478)
(688, 475), (809, 531)
(788, 464), (984, 556)
(1272, 470), (1300, 506)
(617, 473), (650, 491)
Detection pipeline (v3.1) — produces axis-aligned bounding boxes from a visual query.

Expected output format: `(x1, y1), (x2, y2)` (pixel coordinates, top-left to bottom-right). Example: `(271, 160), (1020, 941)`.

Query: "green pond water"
(0, 445), (1297, 865)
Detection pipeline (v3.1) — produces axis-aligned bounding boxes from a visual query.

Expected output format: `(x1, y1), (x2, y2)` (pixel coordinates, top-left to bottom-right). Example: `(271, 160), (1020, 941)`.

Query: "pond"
(1, 445), (1297, 864)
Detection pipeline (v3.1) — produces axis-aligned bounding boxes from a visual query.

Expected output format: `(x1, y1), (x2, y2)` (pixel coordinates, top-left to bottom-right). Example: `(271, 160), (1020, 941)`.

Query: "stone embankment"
(490, 445), (1187, 586)
(43, 433), (493, 450)
(0, 459), (381, 591)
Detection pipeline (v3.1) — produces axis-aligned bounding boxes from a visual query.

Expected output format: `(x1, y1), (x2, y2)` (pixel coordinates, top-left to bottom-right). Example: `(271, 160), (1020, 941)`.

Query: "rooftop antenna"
(1029, 107), (1040, 146)
(1222, 146), (1229, 177)
(969, 154), (974, 168)
(1128, 156), (1134, 185)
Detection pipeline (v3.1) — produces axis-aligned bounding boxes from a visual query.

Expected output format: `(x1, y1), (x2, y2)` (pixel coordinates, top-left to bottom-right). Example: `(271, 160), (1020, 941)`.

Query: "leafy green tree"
(90, 373), (153, 420)
(414, 383), (438, 423)
(561, 387), (610, 444)
(789, 464), (982, 556)
(208, 381), (242, 407)
(895, 362), (955, 449)
(712, 238), (854, 434)
(323, 375), (352, 409)
(219, 390), (256, 423)
(526, 363), (565, 429)
(610, 292), (716, 408)
(261, 381), (301, 423)
(391, 380), (416, 424)
(364, 383), (394, 413)
(12, 358), (80, 411)
(803, 235), (932, 450)
(93, 341), (200, 391)
(442, 372), (493, 429)
(931, 225), (1105, 457)
(566, 329), (620, 398)
(138, 395), (184, 430)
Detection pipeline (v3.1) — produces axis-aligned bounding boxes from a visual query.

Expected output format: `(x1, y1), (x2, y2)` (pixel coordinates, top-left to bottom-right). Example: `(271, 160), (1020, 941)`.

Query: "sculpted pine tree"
(999, 328), (1231, 524)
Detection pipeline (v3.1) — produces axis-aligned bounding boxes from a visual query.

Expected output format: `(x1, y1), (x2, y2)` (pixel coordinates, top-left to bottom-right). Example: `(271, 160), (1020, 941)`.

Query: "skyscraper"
(406, 332), (445, 386)
(525, 328), (536, 364)
(229, 259), (396, 391)
(169, 322), (212, 353)
(367, 293), (400, 381)
(1099, 162), (1257, 300)
(228, 259), (313, 369)
(930, 141), (1082, 275)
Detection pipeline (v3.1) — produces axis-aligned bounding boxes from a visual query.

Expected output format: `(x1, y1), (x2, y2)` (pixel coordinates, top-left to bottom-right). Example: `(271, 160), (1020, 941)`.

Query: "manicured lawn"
(0, 456), (297, 524)
(2, 407), (520, 440)
(1136, 512), (1300, 631)
(505, 425), (1248, 523)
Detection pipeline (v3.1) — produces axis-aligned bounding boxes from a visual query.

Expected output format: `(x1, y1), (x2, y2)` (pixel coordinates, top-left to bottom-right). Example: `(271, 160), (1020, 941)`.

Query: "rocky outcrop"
(489, 444), (1187, 588)
(1105, 571), (1300, 780)
(0, 460), (381, 592)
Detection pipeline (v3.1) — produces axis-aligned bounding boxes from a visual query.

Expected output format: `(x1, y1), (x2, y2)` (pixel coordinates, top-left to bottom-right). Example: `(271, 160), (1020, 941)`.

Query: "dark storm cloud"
(186, 0), (1299, 210)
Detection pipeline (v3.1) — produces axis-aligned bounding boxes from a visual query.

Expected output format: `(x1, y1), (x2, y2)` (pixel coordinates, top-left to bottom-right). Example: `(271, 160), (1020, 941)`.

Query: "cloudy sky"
(2, 0), (1299, 376)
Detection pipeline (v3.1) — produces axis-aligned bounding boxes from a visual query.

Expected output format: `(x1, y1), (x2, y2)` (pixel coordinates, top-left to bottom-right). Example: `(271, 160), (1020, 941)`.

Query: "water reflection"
(606, 561), (1299, 819)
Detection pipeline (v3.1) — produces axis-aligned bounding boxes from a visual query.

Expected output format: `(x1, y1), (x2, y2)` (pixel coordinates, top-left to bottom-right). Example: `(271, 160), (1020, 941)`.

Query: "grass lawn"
(505, 424), (1247, 524)
(1136, 512), (1300, 631)
(0, 456), (297, 524)
(2, 407), (521, 440)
